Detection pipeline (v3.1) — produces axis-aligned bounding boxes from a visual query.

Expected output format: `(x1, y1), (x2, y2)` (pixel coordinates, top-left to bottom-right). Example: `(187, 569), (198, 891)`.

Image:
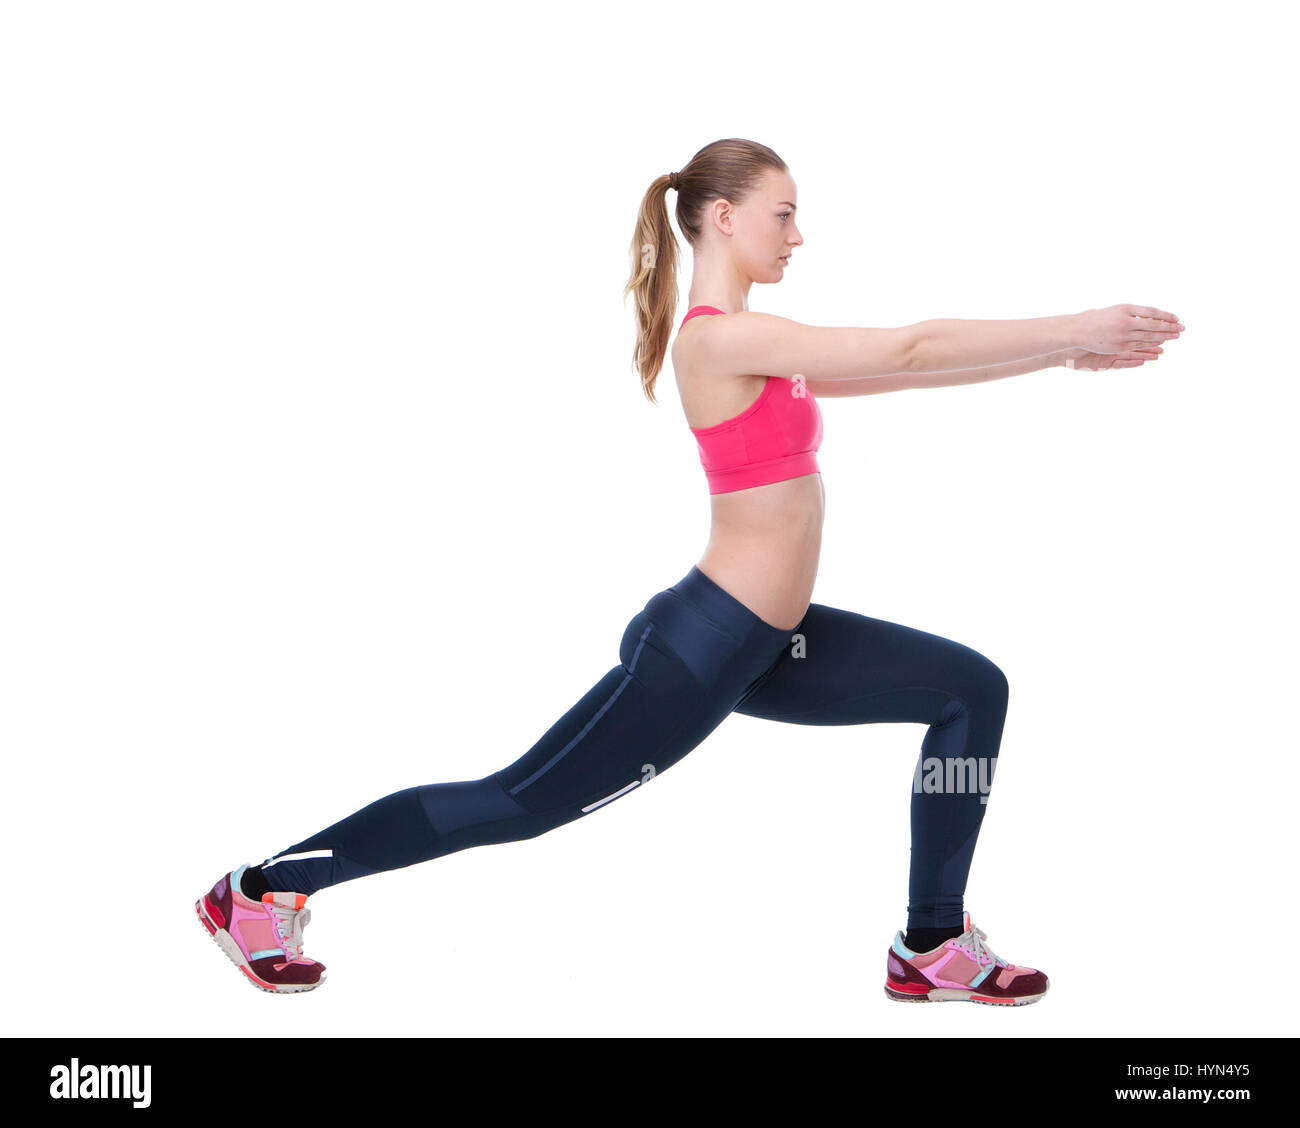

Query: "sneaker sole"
(884, 980), (1048, 1006)
(194, 896), (325, 994)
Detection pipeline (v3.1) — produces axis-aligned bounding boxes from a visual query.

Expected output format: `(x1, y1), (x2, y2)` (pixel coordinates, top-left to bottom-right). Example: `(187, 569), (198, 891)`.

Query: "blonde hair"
(623, 138), (787, 404)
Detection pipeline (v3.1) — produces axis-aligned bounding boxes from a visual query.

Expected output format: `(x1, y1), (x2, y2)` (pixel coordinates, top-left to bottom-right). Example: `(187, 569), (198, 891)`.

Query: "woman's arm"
(909, 305), (1182, 373)
(804, 344), (1164, 397)
(688, 305), (1181, 387)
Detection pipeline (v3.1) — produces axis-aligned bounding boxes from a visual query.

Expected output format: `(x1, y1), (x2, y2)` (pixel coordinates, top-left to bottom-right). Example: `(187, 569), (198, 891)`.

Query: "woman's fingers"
(1074, 348), (1160, 369)
(1125, 305), (1181, 323)
(1136, 315), (1184, 332)
(1128, 325), (1180, 347)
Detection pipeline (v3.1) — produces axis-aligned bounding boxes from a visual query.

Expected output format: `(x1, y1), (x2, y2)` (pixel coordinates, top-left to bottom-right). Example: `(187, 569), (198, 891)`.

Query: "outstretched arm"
(687, 304), (1182, 387)
(909, 305), (1181, 372)
(804, 345), (1165, 397)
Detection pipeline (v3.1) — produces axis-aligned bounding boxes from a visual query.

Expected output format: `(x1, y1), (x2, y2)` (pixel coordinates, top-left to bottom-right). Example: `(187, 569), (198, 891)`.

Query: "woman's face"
(729, 167), (803, 284)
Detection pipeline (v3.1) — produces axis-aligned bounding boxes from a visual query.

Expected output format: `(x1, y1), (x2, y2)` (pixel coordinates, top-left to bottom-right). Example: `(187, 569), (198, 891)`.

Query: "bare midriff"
(695, 470), (823, 633)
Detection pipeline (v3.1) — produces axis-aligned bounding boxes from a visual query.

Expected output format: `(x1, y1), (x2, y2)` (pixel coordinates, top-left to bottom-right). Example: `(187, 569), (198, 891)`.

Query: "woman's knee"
(961, 649), (1009, 716)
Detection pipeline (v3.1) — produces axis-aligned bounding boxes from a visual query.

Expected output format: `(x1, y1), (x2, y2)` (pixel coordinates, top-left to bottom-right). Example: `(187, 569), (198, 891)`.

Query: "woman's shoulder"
(672, 318), (769, 430)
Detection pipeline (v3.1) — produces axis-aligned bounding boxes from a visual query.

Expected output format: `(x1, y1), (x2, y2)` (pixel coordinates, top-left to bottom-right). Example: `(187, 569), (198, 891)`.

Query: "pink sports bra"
(678, 305), (824, 494)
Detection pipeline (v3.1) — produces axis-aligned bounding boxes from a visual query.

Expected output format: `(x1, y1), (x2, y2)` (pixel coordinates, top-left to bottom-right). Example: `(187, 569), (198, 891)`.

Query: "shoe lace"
(963, 924), (1008, 970)
(268, 903), (311, 962)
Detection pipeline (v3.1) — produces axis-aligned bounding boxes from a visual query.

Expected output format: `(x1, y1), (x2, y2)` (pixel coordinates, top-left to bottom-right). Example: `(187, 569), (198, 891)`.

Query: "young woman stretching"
(195, 137), (1182, 1005)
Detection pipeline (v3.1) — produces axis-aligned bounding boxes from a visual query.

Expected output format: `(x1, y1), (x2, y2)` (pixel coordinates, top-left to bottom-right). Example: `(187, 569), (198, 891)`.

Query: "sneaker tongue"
(963, 910), (972, 933)
(262, 891), (308, 910)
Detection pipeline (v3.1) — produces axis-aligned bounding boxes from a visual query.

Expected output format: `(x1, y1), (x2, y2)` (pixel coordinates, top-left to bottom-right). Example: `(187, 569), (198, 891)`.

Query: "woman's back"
(672, 305), (825, 632)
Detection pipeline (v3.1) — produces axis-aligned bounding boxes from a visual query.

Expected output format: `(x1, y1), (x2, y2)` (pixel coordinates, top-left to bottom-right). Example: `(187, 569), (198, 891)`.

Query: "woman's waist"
(707, 474), (822, 529)
(704, 514), (823, 561)
(692, 548), (817, 633)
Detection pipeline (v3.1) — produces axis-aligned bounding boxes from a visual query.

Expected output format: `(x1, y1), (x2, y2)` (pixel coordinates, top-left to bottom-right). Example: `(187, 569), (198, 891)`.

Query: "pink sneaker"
(195, 864), (326, 993)
(884, 911), (1048, 1006)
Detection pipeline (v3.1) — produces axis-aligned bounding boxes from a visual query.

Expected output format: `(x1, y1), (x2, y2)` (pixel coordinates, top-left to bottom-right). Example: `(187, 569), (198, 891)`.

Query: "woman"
(195, 138), (1182, 1005)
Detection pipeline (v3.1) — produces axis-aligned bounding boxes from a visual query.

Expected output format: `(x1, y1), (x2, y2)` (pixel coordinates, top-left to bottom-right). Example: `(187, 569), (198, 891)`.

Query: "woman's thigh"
(491, 602), (778, 820)
(734, 602), (1009, 727)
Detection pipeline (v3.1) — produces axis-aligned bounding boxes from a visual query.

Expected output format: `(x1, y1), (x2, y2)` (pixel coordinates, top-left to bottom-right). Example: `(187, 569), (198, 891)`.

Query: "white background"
(2, 0), (1296, 1038)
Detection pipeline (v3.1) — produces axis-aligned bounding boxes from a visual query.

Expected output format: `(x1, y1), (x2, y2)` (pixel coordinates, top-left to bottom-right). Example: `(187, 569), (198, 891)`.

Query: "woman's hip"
(622, 565), (796, 700)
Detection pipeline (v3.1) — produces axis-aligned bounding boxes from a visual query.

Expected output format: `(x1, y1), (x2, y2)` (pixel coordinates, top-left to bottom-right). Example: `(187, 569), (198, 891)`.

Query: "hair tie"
(668, 171), (680, 191)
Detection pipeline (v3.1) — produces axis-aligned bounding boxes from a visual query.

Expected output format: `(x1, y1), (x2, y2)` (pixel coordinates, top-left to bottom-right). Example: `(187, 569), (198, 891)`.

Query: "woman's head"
(624, 138), (797, 404)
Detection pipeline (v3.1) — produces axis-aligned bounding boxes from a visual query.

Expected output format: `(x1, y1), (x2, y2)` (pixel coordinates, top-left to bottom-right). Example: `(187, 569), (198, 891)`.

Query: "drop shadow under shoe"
(195, 864), (326, 993)
(884, 911), (1048, 1006)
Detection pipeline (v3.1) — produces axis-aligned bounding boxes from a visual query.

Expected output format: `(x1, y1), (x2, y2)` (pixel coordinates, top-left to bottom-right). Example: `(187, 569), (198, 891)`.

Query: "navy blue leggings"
(259, 566), (1009, 930)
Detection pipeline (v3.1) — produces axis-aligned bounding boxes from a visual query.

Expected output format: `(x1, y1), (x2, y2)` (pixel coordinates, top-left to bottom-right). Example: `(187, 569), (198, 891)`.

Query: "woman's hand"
(1059, 345), (1163, 370)
(1072, 304), (1184, 354)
